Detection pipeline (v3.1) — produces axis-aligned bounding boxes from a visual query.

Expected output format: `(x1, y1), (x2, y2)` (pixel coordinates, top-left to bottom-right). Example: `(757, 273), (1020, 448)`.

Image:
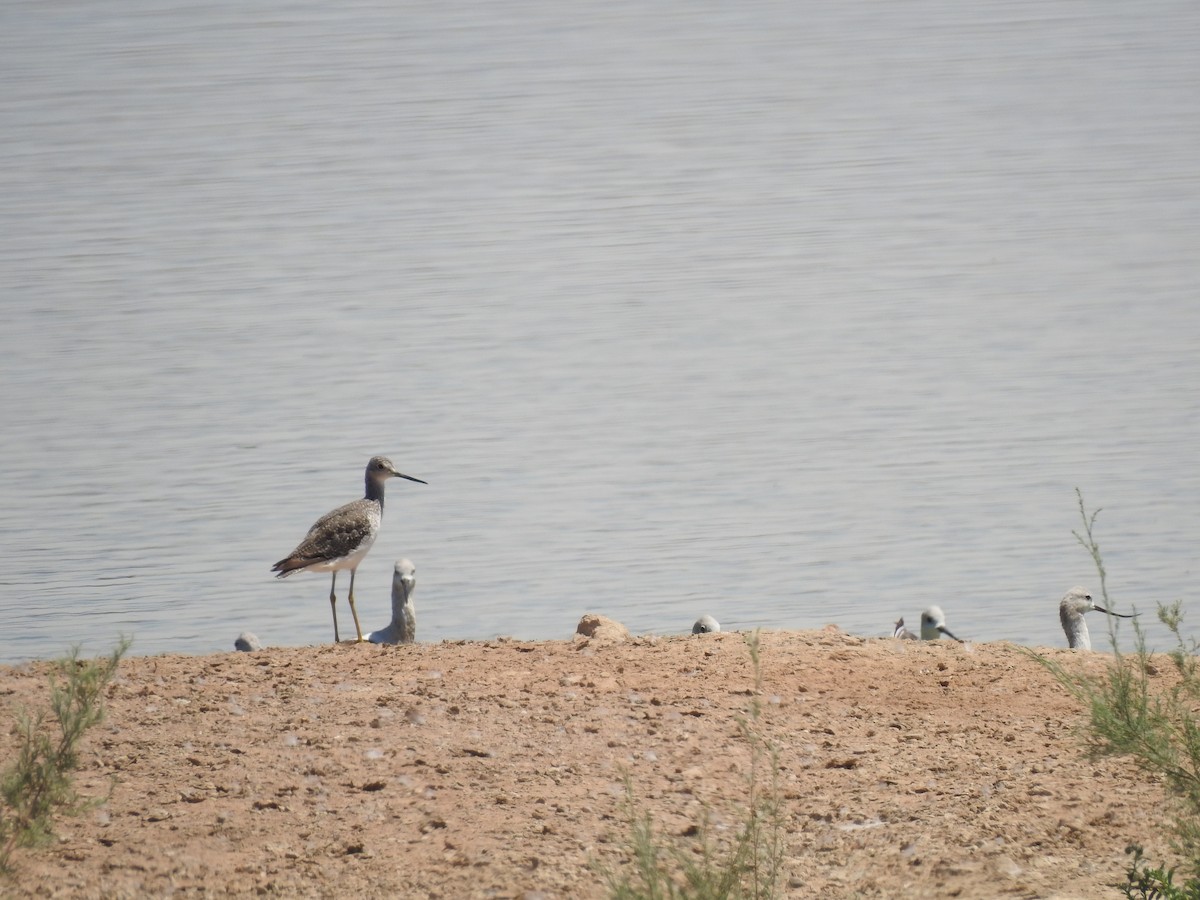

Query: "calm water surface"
(1, 1), (1198, 663)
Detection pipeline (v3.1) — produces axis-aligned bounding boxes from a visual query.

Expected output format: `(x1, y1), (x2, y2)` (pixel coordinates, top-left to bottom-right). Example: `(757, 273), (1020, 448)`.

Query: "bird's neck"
(391, 582), (415, 641)
(365, 476), (386, 508)
(1061, 606), (1091, 650)
(1074, 619), (1091, 651)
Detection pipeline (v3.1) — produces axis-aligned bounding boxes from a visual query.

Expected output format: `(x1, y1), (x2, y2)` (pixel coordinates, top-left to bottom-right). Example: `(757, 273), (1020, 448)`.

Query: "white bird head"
(919, 606), (963, 642)
(393, 558), (417, 591)
(1059, 585), (1134, 650)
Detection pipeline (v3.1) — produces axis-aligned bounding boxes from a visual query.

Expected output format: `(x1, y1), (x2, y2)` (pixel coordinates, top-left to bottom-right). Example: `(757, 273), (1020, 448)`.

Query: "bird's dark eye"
(1085, 594), (1092, 601)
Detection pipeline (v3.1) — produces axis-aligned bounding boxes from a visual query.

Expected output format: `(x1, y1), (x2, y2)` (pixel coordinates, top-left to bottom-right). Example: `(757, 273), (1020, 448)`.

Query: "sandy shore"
(0, 626), (1170, 898)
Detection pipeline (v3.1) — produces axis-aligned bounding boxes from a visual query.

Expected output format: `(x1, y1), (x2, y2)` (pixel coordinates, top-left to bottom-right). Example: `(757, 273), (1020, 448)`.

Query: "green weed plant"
(603, 631), (786, 900)
(1037, 492), (1200, 895)
(0, 638), (129, 874)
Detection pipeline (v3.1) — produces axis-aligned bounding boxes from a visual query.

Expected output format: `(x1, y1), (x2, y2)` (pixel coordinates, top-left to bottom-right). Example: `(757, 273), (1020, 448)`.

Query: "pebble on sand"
(573, 614), (631, 645)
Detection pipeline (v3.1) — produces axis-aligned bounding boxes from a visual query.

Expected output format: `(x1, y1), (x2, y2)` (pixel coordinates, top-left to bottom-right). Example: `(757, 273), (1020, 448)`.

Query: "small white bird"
(893, 617), (918, 640)
(367, 559), (417, 645)
(692, 615), (721, 634)
(892, 607), (962, 642)
(919, 606), (963, 642)
(234, 632), (264, 651)
(1059, 585), (1134, 651)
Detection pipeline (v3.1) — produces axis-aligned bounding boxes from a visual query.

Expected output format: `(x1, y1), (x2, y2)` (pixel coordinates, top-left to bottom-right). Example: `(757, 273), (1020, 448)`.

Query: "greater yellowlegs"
(367, 558), (417, 644)
(692, 615), (720, 634)
(1060, 585), (1134, 650)
(272, 456), (426, 643)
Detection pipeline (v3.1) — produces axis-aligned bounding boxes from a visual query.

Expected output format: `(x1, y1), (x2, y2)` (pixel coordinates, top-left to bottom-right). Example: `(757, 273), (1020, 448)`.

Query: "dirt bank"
(0, 627), (1170, 898)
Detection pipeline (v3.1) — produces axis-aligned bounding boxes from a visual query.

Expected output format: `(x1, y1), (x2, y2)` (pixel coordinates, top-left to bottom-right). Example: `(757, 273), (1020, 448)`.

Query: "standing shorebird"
(272, 456), (426, 644)
(894, 607), (963, 642)
(367, 559), (417, 644)
(1060, 585), (1135, 650)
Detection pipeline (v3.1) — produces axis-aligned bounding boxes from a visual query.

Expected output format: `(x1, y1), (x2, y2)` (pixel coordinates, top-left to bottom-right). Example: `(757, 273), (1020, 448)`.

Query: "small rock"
(574, 614), (631, 645)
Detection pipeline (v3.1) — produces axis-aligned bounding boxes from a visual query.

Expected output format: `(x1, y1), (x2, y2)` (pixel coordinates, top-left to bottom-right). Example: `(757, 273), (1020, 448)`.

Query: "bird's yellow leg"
(329, 572), (341, 644)
(347, 569), (366, 643)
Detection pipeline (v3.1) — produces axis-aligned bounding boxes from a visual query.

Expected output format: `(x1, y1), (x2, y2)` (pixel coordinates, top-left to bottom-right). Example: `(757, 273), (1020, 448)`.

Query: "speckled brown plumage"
(272, 456), (426, 644)
(272, 499), (381, 575)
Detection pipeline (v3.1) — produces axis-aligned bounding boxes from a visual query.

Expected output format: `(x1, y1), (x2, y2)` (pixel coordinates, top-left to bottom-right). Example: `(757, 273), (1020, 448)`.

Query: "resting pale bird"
(919, 606), (963, 642)
(893, 617), (918, 640)
(234, 632), (264, 651)
(692, 615), (721, 634)
(272, 456), (426, 644)
(893, 608), (962, 641)
(1060, 585), (1135, 650)
(367, 559), (417, 644)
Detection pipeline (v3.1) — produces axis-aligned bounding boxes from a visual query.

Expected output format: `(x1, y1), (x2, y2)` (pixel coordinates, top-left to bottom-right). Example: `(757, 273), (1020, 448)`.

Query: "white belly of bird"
(306, 532), (377, 573)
